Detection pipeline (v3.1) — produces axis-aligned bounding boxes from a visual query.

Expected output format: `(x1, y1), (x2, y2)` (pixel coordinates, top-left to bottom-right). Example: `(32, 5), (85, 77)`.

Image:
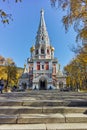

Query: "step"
(17, 113), (64, 124)
(23, 100), (68, 107)
(46, 123), (87, 130)
(0, 123), (87, 130)
(64, 113), (87, 123)
(0, 106), (42, 114)
(0, 106), (86, 114)
(22, 100), (87, 107)
(42, 106), (87, 114)
(0, 114), (64, 124)
(0, 114), (18, 124)
(17, 113), (87, 124)
(0, 124), (46, 130)
(1, 94), (87, 100)
(0, 113), (87, 124)
(0, 100), (23, 106)
(0, 99), (87, 107)
(0, 100), (67, 106)
(1, 91), (87, 99)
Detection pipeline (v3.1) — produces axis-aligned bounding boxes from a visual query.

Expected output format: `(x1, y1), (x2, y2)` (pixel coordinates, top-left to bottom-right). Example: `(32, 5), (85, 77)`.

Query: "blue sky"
(0, 0), (77, 70)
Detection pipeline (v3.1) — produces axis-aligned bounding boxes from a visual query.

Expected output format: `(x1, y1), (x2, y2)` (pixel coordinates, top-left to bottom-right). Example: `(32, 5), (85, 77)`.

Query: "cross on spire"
(40, 9), (44, 16)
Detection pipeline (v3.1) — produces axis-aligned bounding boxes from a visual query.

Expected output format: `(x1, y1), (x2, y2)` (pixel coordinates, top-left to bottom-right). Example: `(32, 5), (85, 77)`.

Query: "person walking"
(0, 80), (4, 94)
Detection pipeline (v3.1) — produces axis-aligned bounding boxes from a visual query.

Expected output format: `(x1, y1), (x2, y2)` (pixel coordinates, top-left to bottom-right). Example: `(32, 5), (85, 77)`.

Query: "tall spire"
(35, 9), (50, 45)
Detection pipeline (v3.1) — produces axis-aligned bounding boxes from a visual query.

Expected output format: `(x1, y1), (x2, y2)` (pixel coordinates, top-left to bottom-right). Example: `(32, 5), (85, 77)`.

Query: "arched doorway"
(39, 78), (47, 90)
(22, 82), (27, 90)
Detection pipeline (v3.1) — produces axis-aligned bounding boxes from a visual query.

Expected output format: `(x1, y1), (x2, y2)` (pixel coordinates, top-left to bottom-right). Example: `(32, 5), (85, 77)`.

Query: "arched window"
(37, 62), (40, 70)
(42, 65), (44, 69)
(35, 49), (38, 55)
(45, 62), (49, 70)
(47, 49), (50, 54)
(52, 64), (56, 73)
(42, 36), (44, 40)
(41, 48), (44, 54)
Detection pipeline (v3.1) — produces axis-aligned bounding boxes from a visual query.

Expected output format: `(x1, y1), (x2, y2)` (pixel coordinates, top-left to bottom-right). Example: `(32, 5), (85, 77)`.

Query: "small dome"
(50, 46), (55, 51)
(24, 64), (26, 68)
(30, 45), (35, 52)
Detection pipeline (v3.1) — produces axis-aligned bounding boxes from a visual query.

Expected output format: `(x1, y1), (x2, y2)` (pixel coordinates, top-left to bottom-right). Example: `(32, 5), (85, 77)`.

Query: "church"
(19, 9), (66, 90)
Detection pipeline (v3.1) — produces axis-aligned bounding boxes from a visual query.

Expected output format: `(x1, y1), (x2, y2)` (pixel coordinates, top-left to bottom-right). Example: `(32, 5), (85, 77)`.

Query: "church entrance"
(22, 82), (27, 90)
(39, 78), (47, 90)
(59, 81), (63, 89)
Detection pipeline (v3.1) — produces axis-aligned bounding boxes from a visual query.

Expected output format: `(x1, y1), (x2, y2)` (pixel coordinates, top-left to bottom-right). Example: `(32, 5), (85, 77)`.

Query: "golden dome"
(30, 45), (35, 52)
(24, 64), (26, 68)
(50, 46), (55, 51)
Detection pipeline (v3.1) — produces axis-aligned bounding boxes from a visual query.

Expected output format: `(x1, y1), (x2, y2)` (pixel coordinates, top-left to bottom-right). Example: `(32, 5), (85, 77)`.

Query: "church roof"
(35, 9), (50, 45)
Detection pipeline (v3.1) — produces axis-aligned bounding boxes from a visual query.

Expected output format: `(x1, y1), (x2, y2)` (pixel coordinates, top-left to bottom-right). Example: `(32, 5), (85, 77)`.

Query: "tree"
(64, 44), (87, 90)
(0, 55), (5, 64)
(0, 0), (22, 24)
(0, 55), (23, 88)
(0, 66), (6, 79)
(50, 0), (87, 42)
(51, 1), (87, 87)
(1, 0), (87, 42)
(5, 58), (18, 89)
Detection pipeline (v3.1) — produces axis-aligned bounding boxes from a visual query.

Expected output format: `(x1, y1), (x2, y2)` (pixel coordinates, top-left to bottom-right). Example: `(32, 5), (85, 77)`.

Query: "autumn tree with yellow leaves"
(64, 44), (87, 90)
(5, 58), (18, 88)
(0, 55), (23, 89)
(51, 0), (87, 42)
(50, 0), (87, 89)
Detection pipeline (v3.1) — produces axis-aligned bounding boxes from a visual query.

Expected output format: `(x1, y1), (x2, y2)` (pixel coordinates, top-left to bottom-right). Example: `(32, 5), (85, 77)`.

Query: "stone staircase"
(0, 90), (87, 130)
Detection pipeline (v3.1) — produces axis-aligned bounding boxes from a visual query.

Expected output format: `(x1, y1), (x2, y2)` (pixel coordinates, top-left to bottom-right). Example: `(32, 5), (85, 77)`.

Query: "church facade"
(19, 9), (66, 90)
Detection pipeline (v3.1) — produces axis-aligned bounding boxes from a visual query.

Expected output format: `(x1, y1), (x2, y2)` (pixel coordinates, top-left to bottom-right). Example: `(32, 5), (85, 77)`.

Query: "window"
(45, 62), (49, 70)
(47, 49), (50, 54)
(36, 49), (38, 55)
(37, 62), (40, 70)
(54, 67), (56, 73)
(41, 48), (44, 54)
(50, 74), (52, 78)
(42, 65), (44, 69)
(32, 68), (33, 71)
(42, 37), (44, 40)
(53, 64), (56, 73)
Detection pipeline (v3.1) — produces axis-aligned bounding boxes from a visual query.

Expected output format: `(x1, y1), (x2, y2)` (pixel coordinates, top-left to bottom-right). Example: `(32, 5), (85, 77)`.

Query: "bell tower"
(36, 9), (50, 45)
(30, 9), (55, 59)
